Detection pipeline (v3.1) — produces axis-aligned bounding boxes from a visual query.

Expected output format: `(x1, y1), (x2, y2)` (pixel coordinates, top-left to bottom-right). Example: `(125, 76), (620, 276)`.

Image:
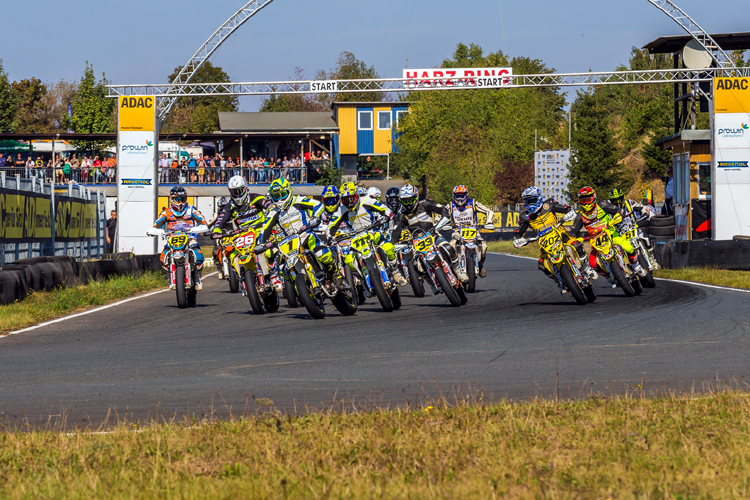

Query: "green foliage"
(11, 77), (49, 133)
(260, 68), (327, 112)
(315, 162), (342, 186)
(0, 60), (19, 133)
(396, 43), (565, 205)
(66, 63), (115, 152)
(316, 51), (384, 105)
(163, 62), (238, 133)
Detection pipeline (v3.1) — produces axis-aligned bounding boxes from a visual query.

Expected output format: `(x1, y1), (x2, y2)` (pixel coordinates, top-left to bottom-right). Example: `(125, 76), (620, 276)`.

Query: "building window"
(377, 111), (392, 130)
(358, 111), (373, 131)
(395, 110), (409, 126)
(697, 162), (711, 200)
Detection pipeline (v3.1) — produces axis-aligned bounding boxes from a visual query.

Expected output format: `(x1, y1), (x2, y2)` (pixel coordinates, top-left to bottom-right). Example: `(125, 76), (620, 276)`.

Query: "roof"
(656, 129), (711, 150)
(332, 101), (411, 108)
(643, 32), (750, 54)
(218, 112), (338, 133)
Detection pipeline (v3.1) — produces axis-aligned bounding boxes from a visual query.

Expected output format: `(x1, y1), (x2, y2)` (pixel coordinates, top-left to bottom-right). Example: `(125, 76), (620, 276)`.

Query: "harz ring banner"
(0, 188), (53, 243)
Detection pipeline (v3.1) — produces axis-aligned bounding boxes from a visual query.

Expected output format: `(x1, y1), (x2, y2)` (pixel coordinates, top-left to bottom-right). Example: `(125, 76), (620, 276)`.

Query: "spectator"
(108, 154), (117, 183)
(54, 156), (63, 184)
(663, 166), (674, 215)
(187, 153), (197, 183)
(25, 156), (34, 179)
(0, 153), (5, 169)
(63, 157), (71, 182)
(198, 156), (206, 183)
(235, 157), (241, 178)
(106, 210), (117, 254)
(92, 155), (102, 183)
(158, 154), (169, 183)
(272, 158), (281, 182)
(101, 156), (110, 184)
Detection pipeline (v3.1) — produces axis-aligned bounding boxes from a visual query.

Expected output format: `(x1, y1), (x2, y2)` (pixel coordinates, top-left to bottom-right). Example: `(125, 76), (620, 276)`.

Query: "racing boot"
(329, 264), (347, 290)
(269, 263), (283, 292)
(630, 254), (647, 277)
(389, 259), (408, 286)
(581, 259), (598, 280)
(479, 266), (487, 278)
(194, 270), (203, 291)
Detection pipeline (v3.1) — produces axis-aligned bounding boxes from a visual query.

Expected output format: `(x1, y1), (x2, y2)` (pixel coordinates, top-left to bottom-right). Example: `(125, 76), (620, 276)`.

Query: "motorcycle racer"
(570, 186), (647, 277)
(326, 182), (407, 286)
(366, 186), (382, 203)
(512, 186), (596, 287)
(447, 185), (495, 278)
(609, 187), (646, 226)
(154, 185), (206, 289)
(259, 178), (346, 289)
(385, 187), (401, 214)
(208, 195), (231, 279)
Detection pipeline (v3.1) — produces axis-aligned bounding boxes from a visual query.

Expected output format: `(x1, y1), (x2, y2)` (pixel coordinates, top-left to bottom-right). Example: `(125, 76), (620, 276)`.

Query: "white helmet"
(366, 187), (381, 201)
(357, 186), (367, 197)
(228, 175), (248, 206)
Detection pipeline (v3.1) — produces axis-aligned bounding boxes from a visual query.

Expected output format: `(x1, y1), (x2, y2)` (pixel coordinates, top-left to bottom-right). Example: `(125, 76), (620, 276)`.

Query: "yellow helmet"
(269, 178), (292, 210)
(339, 182), (360, 211)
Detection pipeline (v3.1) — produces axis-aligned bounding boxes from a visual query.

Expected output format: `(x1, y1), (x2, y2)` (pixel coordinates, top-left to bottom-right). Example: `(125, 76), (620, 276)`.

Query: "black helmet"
(385, 187), (401, 213)
(170, 186), (188, 214)
(218, 196), (230, 208)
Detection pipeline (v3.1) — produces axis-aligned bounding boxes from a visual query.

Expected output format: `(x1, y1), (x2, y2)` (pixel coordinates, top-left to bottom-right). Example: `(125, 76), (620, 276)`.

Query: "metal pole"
(51, 138), (55, 185)
(568, 112), (572, 151)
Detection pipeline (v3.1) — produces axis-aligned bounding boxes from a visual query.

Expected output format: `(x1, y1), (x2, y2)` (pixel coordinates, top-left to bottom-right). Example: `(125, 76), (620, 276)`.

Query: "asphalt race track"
(2, 253), (749, 426)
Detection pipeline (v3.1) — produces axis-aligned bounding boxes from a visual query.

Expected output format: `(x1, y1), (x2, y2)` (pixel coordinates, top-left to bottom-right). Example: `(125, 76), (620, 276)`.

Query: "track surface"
(2, 253), (749, 425)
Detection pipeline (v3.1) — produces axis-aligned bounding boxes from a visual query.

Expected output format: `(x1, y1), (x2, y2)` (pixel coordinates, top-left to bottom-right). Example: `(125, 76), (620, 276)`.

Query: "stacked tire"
(647, 215), (675, 243)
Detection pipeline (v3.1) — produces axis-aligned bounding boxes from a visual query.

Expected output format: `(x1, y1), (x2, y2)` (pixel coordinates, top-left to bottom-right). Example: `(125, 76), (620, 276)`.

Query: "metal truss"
(158, 0), (276, 124)
(107, 67), (750, 105)
(647, 0), (736, 68)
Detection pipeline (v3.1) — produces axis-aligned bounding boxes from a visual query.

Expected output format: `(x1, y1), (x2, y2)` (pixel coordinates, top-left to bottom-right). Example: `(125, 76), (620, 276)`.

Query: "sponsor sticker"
(121, 179), (153, 186)
(717, 161), (749, 169)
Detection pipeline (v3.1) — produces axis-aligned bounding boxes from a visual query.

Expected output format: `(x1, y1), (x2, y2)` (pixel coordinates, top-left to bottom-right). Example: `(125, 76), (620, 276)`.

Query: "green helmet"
(269, 178), (293, 210)
(609, 187), (625, 206)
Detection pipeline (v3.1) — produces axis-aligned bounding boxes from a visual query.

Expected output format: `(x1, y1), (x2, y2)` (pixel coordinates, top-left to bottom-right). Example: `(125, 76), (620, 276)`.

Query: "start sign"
(310, 80), (338, 93)
(118, 96), (156, 132)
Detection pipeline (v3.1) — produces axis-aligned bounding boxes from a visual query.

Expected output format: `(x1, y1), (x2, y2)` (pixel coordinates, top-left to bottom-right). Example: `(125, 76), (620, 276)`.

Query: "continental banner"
(54, 195), (97, 242)
(0, 188), (53, 243)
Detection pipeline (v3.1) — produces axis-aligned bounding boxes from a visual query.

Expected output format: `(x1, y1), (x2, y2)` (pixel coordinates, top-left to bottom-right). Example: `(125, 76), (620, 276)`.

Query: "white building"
(534, 149), (570, 204)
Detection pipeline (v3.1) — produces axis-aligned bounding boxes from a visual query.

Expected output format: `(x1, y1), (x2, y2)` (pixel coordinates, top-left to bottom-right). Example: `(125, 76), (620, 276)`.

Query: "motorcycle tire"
(457, 286), (468, 305)
(390, 286), (402, 311)
(228, 266), (239, 294)
(244, 270), (265, 315)
(434, 266), (461, 307)
(631, 276), (644, 296)
(368, 262), (393, 312)
(295, 272), (326, 319)
(559, 264), (587, 305)
(638, 253), (656, 288)
(466, 248), (477, 293)
(332, 266), (358, 316)
(264, 289), (280, 313)
(610, 260), (636, 297)
(650, 215), (675, 227)
(584, 285), (597, 303)
(187, 271), (198, 307)
(357, 287), (366, 305)
(407, 259), (425, 298)
(175, 266), (188, 309)
(650, 225), (675, 237)
(284, 277), (299, 308)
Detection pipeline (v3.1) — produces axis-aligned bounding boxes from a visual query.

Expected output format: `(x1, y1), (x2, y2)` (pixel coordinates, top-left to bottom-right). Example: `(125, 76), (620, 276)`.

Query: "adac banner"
(54, 195), (98, 242)
(0, 187), (53, 243)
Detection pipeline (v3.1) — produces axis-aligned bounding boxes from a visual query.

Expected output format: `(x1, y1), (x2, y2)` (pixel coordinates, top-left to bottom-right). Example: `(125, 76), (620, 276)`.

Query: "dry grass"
(655, 267), (750, 290)
(487, 239), (541, 259)
(2, 390), (750, 498)
(0, 271), (167, 333)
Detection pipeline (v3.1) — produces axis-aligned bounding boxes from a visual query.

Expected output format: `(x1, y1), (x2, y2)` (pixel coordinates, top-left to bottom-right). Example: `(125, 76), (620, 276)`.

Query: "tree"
(162, 61), (238, 134)
(66, 63), (115, 152)
(567, 89), (625, 197)
(0, 60), (19, 133)
(260, 68), (327, 112)
(494, 160), (534, 205)
(11, 78), (49, 133)
(315, 51), (384, 106)
(41, 79), (78, 133)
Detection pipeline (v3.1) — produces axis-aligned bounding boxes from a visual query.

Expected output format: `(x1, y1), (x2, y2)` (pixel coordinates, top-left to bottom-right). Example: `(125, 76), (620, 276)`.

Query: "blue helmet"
(321, 185), (340, 213)
(522, 186), (544, 213)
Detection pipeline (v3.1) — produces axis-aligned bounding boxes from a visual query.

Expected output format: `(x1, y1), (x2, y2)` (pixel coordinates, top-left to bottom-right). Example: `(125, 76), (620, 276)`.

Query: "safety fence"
(0, 172), (106, 265)
(0, 253), (162, 305)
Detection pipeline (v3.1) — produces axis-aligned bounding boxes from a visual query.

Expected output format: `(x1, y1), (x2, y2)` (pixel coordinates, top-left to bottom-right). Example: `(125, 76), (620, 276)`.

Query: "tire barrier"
(659, 238), (750, 270)
(0, 253), (163, 305)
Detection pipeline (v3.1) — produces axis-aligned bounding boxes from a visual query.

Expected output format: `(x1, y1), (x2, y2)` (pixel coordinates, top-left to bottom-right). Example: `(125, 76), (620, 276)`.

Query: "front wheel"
(407, 259), (425, 297)
(244, 270), (264, 314)
(631, 275), (644, 296)
(584, 285), (597, 303)
(295, 272), (326, 319)
(264, 286), (280, 313)
(456, 286), (468, 305)
(332, 266), (358, 316)
(284, 276), (299, 308)
(434, 266), (461, 307)
(465, 248), (477, 293)
(368, 261), (393, 312)
(175, 266), (188, 309)
(390, 286), (402, 310)
(559, 264), (587, 305)
(228, 262), (239, 293)
(638, 253), (656, 288)
(610, 259), (636, 297)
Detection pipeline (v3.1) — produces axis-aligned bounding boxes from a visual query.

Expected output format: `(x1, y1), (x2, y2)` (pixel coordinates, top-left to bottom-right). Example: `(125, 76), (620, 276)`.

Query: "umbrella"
(0, 140), (31, 153)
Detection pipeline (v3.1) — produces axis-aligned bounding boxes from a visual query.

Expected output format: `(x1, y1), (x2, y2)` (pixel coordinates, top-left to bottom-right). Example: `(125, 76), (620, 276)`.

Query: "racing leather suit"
(154, 206), (206, 271)
(326, 198), (397, 271)
(213, 193), (273, 274)
(570, 201), (639, 268)
(513, 200), (587, 276)
(448, 198), (493, 271)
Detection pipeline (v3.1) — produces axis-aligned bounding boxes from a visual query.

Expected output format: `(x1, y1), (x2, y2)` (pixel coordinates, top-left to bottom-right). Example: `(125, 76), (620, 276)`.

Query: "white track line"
(2, 271), (218, 338)
(490, 251), (750, 293)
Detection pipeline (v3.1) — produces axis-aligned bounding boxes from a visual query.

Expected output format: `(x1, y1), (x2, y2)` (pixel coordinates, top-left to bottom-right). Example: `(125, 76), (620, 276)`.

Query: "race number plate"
(233, 230), (256, 249)
(539, 231), (561, 252)
(591, 232), (610, 251)
(168, 234), (189, 249)
(351, 233), (371, 253)
(460, 227), (477, 240)
(414, 234), (435, 253)
(279, 235), (301, 257)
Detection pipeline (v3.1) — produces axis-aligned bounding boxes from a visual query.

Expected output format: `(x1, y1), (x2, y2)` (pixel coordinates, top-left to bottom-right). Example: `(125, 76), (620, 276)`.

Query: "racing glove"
(513, 237), (527, 248)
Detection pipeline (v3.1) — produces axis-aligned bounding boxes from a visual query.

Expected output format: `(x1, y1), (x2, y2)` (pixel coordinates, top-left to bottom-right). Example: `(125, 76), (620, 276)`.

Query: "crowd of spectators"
(0, 152), (118, 185)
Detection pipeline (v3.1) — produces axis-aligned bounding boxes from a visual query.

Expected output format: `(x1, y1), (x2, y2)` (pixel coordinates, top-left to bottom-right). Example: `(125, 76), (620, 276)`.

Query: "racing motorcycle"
(518, 219), (597, 306)
(216, 236), (240, 293)
(621, 216), (658, 289)
(335, 221), (402, 313)
(455, 226), (480, 293)
(400, 218), (467, 307)
(147, 223), (209, 309)
(332, 232), (367, 306)
(255, 226), (357, 320)
(587, 216), (642, 297)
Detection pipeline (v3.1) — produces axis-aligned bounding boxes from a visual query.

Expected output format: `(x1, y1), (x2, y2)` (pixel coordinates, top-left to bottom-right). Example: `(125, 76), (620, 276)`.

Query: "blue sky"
(2, 0), (747, 110)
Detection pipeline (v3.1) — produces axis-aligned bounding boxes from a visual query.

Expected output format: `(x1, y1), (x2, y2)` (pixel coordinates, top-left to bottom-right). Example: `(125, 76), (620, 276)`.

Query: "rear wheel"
(559, 264), (587, 305)
(434, 266), (461, 307)
(284, 276), (299, 308)
(244, 270), (264, 314)
(631, 275), (644, 296)
(407, 259), (425, 297)
(295, 272), (325, 319)
(390, 287), (402, 310)
(611, 260), (636, 297)
(465, 248), (477, 293)
(187, 270), (197, 307)
(368, 262), (393, 312)
(332, 266), (358, 316)
(228, 261), (239, 293)
(638, 253), (656, 288)
(263, 286), (280, 313)
(584, 285), (597, 303)
(175, 266), (187, 309)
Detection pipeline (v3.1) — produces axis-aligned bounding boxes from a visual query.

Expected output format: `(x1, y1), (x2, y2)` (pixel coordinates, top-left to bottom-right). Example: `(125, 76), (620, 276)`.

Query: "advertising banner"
(0, 188), (53, 242)
(54, 195), (97, 242)
(712, 77), (750, 240)
(117, 95), (157, 254)
(403, 68), (512, 89)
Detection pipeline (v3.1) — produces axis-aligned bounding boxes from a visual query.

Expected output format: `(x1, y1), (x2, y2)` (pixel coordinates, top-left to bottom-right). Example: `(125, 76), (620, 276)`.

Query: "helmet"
(367, 186), (381, 202)
(170, 186), (188, 215)
(609, 187), (625, 206)
(399, 184), (419, 213)
(385, 187), (401, 213)
(357, 186), (367, 197)
(521, 186), (543, 214)
(269, 178), (293, 210)
(321, 185), (340, 213)
(217, 196), (230, 208)
(453, 185), (469, 207)
(340, 182), (360, 211)
(228, 175), (248, 206)
(578, 187), (598, 218)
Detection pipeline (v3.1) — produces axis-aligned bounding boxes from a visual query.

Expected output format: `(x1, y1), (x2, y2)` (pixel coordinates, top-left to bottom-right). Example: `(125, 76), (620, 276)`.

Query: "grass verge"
(488, 239), (540, 259)
(0, 271), (167, 333)
(2, 391), (750, 498)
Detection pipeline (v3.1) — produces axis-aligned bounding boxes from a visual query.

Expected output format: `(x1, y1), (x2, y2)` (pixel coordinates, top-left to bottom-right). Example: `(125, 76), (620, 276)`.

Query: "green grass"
(3, 391), (750, 498)
(487, 239), (541, 259)
(0, 271), (167, 333)
(654, 267), (750, 290)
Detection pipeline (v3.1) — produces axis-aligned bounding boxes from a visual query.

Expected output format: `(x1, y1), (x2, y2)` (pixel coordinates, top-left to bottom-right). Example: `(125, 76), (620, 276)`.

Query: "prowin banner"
(0, 187), (53, 243)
